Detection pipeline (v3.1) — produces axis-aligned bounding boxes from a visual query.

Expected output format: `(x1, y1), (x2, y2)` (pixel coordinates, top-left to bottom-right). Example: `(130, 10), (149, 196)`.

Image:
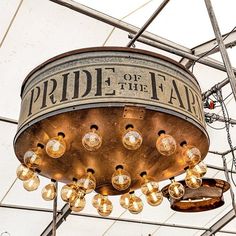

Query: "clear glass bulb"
(185, 170), (202, 189)
(97, 196), (113, 217)
(120, 193), (131, 209)
(16, 164), (34, 181)
(168, 180), (185, 199)
(183, 145), (201, 167)
(156, 133), (177, 156)
(128, 193), (143, 214)
(42, 182), (57, 201)
(146, 191), (163, 206)
(111, 167), (131, 191)
(190, 161), (207, 178)
(61, 183), (78, 202)
(24, 147), (42, 168)
(23, 174), (40, 191)
(141, 174), (159, 195)
(46, 134), (66, 158)
(70, 192), (86, 212)
(82, 129), (102, 151)
(122, 129), (142, 150)
(92, 193), (104, 209)
(77, 171), (96, 194)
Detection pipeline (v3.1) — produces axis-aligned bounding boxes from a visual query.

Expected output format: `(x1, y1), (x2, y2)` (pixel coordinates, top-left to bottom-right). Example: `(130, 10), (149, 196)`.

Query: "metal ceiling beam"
(205, 112), (236, 125)
(126, 0), (170, 47)
(180, 29), (236, 68)
(0, 203), (235, 234)
(204, 0), (236, 102)
(40, 204), (71, 236)
(49, 0), (190, 53)
(200, 208), (236, 236)
(0, 116), (18, 125)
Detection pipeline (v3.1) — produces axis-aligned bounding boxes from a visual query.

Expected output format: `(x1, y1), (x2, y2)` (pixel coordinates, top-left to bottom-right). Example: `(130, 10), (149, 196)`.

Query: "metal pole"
(52, 181), (58, 236)
(204, 112), (236, 125)
(204, 0), (236, 102)
(129, 34), (236, 82)
(202, 78), (230, 100)
(126, 0), (170, 47)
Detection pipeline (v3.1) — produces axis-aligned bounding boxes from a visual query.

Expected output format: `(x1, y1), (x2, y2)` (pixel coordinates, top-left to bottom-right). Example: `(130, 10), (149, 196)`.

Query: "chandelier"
(14, 47), (228, 216)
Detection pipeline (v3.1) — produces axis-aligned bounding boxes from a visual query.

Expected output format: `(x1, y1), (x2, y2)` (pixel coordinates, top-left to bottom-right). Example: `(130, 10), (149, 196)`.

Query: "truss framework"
(1, 0), (235, 235)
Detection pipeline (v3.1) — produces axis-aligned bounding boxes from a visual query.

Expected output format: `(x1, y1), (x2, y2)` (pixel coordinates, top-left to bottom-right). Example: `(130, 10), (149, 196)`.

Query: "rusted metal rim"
(21, 47), (199, 97)
(161, 178), (230, 212)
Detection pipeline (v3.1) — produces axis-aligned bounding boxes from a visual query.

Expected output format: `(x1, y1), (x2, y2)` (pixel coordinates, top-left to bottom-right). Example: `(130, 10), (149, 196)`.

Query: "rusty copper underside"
(14, 107), (209, 195)
(162, 178), (230, 212)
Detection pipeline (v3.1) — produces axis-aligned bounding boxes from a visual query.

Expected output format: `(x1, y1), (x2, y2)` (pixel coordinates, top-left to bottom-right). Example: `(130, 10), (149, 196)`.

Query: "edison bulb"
(61, 183), (77, 202)
(183, 145), (201, 167)
(97, 196), (113, 217)
(168, 180), (185, 199)
(77, 171), (96, 194)
(120, 193), (131, 209)
(23, 174), (40, 191)
(92, 193), (104, 209)
(141, 175), (159, 195)
(128, 193), (143, 214)
(146, 191), (163, 206)
(24, 148), (42, 168)
(111, 166), (131, 191)
(185, 171), (202, 189)
(190, 161), (207, 177)
(42, 182), (57, 201)
(122, 129), (142, 150)
(82, 130), (102, 151)
(156, 134), (177, 156)
(46, 134), (66, 158)
(70, 193), (86, 212)
(16, 164), (34, 181)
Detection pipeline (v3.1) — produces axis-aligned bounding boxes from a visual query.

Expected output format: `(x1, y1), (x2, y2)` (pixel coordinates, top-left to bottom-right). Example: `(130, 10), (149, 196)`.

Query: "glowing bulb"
(168, 180), (185, 199)
(120, 193), (131, 209)
(97, 196), (113, 217)
(156, 133), (177, 156)
(23, 174), (40, 191)
(128, 192), (143, 214)
(140, 174), (159, 195)
(16, 164), (34, 181)
(42, 182), (57, 201)
(122, 129), (142, 150)
(24, 146), (42, 168)
(183, 145), (201, 167)
(70, 191), (86, 212)
(82, 129), (102, 151)
(61, 183), (78, 202)
(190, 161), (207, 177)
(111, 166), (131, 191)
(146, 191), (163, 206)
(185, 170), (202, 189)
(92, 193), (104, 209)
(77, 170), (96, 194)
(46, 133), (66, 158)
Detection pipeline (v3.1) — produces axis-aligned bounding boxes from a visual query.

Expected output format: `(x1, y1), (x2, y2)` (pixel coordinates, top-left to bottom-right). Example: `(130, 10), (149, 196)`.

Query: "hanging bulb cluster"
(15, 127), (208, 216)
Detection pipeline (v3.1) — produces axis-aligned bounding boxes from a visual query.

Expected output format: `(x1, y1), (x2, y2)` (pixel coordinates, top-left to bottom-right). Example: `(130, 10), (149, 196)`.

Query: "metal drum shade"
(161, 178), (230, 212)
(14, 47), (209, 195)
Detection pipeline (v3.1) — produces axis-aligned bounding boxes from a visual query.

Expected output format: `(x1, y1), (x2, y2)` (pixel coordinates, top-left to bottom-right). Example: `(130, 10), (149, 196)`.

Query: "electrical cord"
(215, 90), (236, 187)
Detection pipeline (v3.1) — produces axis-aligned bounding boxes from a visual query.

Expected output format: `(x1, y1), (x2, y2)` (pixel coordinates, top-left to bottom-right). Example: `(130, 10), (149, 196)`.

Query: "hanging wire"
(191, 26), (236, 73)
(214, 90), (236, 187)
